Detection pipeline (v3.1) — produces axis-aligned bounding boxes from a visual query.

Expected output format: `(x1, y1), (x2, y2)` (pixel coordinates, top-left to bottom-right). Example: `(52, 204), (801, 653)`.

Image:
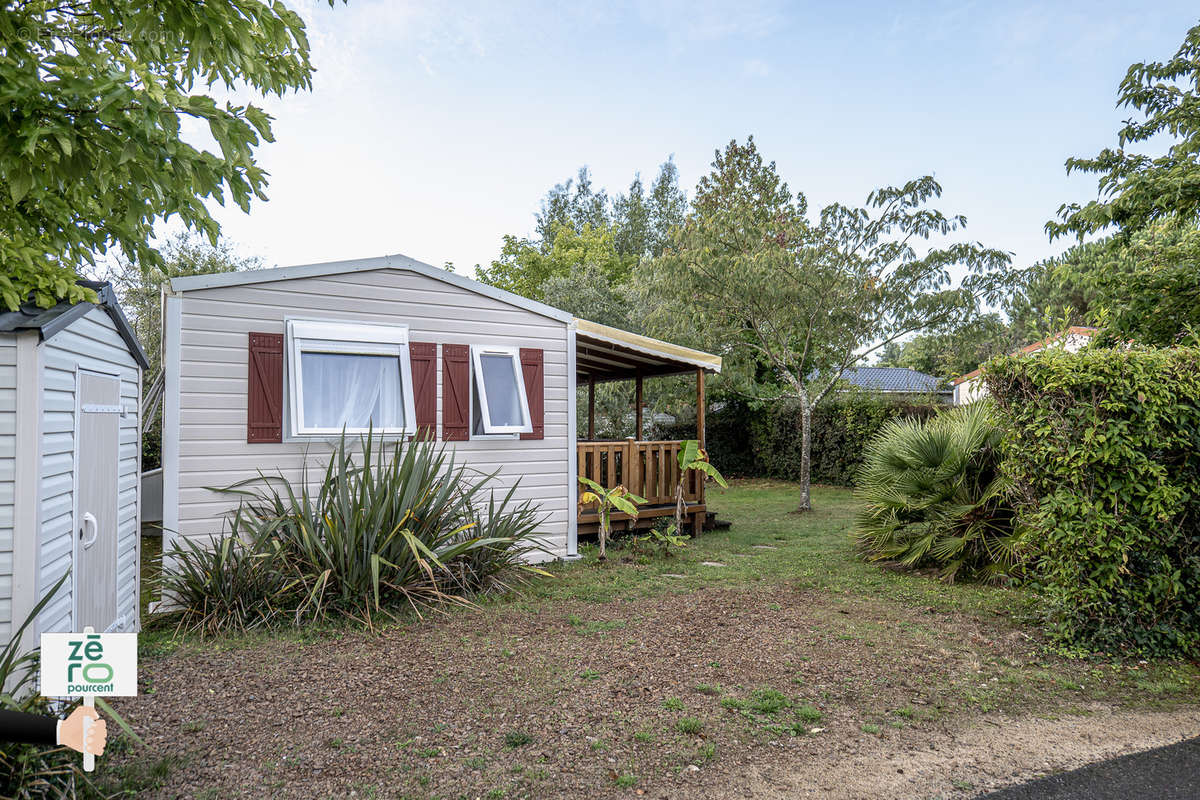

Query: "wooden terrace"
(572, 319), (721, 536)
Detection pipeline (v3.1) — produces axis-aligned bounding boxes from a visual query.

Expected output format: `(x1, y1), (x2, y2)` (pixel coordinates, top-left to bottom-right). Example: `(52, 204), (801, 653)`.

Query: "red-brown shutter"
(409, 342), (437, 439)
(247, 332), (283, 443)
(519, 347), (544, 440)
(442, 344), (470, 441)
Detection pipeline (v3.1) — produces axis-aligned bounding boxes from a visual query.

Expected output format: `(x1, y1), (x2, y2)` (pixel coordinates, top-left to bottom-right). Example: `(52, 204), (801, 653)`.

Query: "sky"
(189, 1), (1199, 279)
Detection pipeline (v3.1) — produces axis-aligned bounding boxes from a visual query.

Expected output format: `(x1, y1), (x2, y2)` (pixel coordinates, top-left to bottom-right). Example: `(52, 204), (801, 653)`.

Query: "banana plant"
(674, 440), (728, 535)
(578, 477), (646, 560)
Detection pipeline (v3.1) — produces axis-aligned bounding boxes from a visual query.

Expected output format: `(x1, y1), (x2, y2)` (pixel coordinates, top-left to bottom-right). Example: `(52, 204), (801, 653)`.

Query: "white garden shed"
(0, 281), (147, 652)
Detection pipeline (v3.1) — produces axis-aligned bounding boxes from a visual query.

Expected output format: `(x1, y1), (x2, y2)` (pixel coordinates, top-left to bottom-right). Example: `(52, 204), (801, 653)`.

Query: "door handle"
(79, 512), (98, 549)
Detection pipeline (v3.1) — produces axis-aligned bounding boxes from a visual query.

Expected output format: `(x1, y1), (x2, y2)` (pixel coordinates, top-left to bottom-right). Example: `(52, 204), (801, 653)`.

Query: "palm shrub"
(160, 511), (295, 635)
(853, 402), (1018, 583)
(162, 434), (551, 633)
(453, 486), (552, 596)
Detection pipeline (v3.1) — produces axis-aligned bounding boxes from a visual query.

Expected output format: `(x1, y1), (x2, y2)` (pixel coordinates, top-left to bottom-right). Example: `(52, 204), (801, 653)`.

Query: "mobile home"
(162, 254), (721, 566)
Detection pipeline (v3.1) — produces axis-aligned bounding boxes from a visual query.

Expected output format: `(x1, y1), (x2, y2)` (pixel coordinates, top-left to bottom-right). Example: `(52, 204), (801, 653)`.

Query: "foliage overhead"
(1006, 239), (1114, 339)
(0, 0), (328, 311)
(1041, 22), (1200, 346)
(478, 222), (635, 304)
(1013, 223), (1200, 346)
(647, 137), (1013, 404)
(876, 313), (1019, 380)
(1048, 23), (1200, 240)
(477, 159), (686, 303)
(107, 233), (260, 471)
(644, 137), (1013, 509)
(107, 232), (261, 379)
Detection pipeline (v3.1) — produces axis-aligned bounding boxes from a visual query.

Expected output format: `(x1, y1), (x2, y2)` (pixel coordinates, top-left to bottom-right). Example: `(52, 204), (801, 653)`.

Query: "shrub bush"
(161, 434), (550, 634)
(986, 346), (1200, 657)
(654, 393), (942, 485)
(1, 576), (81, 798)
(853, 402), (1018, 583)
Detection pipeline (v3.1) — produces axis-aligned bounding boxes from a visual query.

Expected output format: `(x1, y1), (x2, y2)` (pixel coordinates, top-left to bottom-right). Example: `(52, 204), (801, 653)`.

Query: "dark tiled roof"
(839, 367), (948, 394)
(0, 280), (149, 368)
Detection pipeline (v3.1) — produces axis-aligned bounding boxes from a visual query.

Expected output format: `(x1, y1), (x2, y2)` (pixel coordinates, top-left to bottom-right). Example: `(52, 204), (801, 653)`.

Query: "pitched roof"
(0, 280), (149, 368)
(167, 253), (575, 324)
(839, 366), (948, 394)
(951, 326), (1098, 385)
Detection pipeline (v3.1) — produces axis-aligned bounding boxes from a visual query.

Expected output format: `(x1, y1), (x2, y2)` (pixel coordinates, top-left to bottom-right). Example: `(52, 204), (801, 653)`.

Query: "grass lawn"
(107, 481), (1200, 799)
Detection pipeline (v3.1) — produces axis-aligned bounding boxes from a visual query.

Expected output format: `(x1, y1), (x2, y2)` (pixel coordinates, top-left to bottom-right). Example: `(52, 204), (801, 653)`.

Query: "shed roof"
(0, 280), (149, 369)
(839, 366), (948, 394)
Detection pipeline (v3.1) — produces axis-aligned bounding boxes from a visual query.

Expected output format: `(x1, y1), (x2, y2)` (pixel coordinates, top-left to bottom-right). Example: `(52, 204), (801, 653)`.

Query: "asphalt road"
(981, 737), (1200, 799)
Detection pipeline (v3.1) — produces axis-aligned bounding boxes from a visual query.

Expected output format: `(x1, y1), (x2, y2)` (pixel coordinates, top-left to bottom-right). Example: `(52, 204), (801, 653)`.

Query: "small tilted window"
(470, 345), (532, 436)
(286, 319), (416, 436)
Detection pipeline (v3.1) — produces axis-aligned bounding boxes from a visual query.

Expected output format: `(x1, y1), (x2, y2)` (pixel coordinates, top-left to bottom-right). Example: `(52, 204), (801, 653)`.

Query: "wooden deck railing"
(576, 439), (703, 507)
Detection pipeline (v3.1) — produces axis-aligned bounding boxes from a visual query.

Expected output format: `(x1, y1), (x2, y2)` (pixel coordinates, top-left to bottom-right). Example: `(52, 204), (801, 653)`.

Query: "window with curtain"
(286, 319), (416, 436)
(470, 345), (531, 435)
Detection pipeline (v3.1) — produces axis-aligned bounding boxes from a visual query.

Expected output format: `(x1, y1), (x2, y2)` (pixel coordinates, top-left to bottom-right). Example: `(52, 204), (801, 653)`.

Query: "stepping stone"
(700, 561), (727, 567)
(731, 553), (753, 558)
(661, 573), (687, 578)
(751, 545), (778, 550)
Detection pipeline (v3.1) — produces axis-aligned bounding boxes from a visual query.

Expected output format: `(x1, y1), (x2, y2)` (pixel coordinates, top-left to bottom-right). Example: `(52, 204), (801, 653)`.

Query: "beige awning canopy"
(574, 318), (721, 383)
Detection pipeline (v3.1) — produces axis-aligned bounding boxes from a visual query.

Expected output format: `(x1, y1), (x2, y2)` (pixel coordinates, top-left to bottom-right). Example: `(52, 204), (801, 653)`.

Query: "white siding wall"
(38, 309), (141, 634)
(0, 338), (16, 640)
(170, 268), (571, 558)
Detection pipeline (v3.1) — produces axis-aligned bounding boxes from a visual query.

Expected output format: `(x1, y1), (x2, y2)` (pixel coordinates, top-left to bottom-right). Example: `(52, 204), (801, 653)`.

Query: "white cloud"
(742, 57), (770, 77)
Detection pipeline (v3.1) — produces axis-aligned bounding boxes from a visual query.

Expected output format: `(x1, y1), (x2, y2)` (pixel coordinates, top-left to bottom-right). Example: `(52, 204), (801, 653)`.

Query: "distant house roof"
(0, 280), (149, 368)
(951, 326), (1098, 386)
(839, 367), (948, 394)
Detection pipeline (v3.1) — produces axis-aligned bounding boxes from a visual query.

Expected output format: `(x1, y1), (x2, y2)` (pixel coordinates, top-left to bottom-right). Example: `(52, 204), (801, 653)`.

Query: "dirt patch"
(112, 584), (1198, 799)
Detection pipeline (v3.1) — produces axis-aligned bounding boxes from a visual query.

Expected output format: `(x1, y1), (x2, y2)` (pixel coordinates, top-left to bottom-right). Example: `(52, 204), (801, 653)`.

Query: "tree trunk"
(796, 402), (813, 513)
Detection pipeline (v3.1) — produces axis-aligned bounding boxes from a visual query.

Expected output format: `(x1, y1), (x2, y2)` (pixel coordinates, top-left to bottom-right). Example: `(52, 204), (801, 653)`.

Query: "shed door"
(74, 370), (120, 632)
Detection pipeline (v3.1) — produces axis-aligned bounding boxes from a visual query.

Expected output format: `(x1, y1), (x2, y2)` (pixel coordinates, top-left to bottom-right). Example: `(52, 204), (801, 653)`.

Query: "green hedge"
(655, 393), (942, 486)
(986, 347), (1200, 657)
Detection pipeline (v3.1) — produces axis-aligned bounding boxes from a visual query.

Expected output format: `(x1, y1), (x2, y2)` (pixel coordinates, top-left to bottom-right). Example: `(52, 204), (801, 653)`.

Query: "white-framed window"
(286, 319), (417, 437)
(470, 345), (532, 436)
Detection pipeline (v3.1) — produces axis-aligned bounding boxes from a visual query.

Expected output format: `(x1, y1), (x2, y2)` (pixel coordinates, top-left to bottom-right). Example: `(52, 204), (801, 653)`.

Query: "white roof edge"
(574, 318), (722, 373)
(166, 253), (575, 324)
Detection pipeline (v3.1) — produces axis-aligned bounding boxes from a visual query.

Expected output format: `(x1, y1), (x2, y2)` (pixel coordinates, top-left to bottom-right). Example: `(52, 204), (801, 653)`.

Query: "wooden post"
(625, 437), (640, 498)
(634, 372), (643, 441)
(587, 375), (595, 440)
(696, 368), (707, 533)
